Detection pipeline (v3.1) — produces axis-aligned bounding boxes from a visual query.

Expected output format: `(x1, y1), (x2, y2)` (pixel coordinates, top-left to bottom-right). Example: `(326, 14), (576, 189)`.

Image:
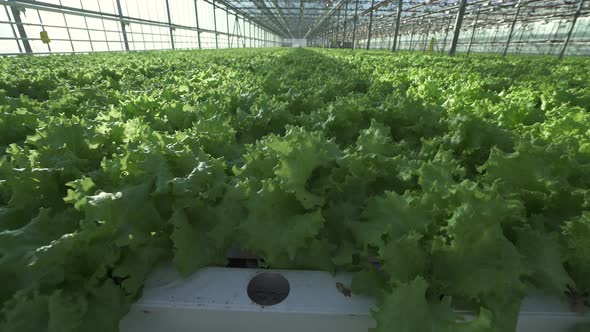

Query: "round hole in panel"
(247, 272), (290, 306)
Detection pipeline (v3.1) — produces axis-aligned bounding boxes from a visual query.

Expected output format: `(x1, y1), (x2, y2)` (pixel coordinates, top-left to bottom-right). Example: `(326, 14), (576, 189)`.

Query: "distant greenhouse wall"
(358, 16), (590, 56)
(0, 0), (280, 55)
(308, 0), (590, 58)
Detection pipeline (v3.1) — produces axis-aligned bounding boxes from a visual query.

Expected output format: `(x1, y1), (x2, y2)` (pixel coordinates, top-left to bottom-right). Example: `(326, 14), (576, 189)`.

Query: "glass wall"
(0, 0), (281, 55)
(308, 0), (589, 57)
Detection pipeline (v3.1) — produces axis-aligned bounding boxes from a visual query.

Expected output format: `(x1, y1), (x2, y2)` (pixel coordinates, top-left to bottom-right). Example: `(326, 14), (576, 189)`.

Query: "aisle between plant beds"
(120, 253), (590, 332)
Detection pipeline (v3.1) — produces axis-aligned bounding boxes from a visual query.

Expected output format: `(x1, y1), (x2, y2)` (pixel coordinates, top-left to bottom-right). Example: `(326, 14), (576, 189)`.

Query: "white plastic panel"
(120, 263), (590, 332)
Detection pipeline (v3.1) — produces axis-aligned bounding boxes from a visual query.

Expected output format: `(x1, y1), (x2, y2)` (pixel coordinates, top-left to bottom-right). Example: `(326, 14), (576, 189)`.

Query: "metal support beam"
(549, 14), (562, 54)
(236, 15), (241, 47)
(297, 0), (303, 37)
(213, 0), (219, 49)
(409, 24), (415, 51)
(515, 24), (525, 54)
(391, 0), (402, 51)
(448, 0), (467, 56)
(503, 0), (522, 57)
(422, 21), (431, 52)
(194, 0), (201, 49)
(252, 0), (290, 38)
(213, 0), (286, 38)
(3, 3), (22, 52)
(387, 22), (393, 50)
(77, 0), (92, 51)
(304, 0), (345, 40)
(238, 15), (242, 47)
(226, 8), (230, 47)
(342, 0), (348, 46)
(330, 16), (335, 47)
(335, 6), (341, 47)
(366, 0), (375, 50)
(559, 0), (585, 59)
(352, 0), (359, 49)
(467, 8), (480, 55)
(491, 23), (499, 48)
(165, 0), (175, 49)
(271, 0), (293, 38)
(95, 0), (109, 51)
(441, 14), (452, 54)
(114, 0), (129, 51)
(333, 16), (337, 47)
(7, 2), (33, 53)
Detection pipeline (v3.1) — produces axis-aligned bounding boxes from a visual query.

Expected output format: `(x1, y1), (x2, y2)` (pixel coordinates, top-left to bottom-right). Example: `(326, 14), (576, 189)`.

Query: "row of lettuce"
(0, 48), (589, 331)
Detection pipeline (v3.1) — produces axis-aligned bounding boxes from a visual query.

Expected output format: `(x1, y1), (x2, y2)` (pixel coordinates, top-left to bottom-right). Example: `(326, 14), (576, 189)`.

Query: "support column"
(225, 8), (231, 47)
(332, 16), (336, 46)
(95, 0), (110, 51)
(213, 0), (219, 48)
(391, 0), (403, 51)
(243, 16), (246, 47)
(467, 8), (480, 55)
(194, 0), (202, 49)
(559, 0), (585, 59)
(515, 23), (526, 54)
(441, 14), (452, 53)
(503, 0), (522, 57)
(491, 23), (499, 48)
(387, 22), (394, 49)
(78, 0), (93, 51)
(422, 21), (431, 52)
(330, 17), (334, 47)
(549, 9), (562, 54)
(409, 23), (415, 51)
(342, 0), (349, 46)
(352, 0), (359, 49)
(3, 4), (22, 52)
(115, 0), (130, 51)
(335, 7), (341, 47)
(448, 0), (467, 56)
(366, 0), (375, 50)
(165, 0), (175, 49)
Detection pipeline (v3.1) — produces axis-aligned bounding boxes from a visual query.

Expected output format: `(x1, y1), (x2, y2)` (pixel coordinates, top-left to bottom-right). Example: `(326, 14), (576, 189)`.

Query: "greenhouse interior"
(1, 0), (590, 332)
(0, 0), (589, 55)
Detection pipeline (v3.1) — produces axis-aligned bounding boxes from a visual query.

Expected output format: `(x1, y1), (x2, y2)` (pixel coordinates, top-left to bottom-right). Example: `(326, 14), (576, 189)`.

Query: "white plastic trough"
(119, 262), (590, 332)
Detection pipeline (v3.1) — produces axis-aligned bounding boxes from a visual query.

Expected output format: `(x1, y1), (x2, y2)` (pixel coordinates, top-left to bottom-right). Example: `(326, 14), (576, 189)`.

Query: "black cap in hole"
(247, 272), (290, 306)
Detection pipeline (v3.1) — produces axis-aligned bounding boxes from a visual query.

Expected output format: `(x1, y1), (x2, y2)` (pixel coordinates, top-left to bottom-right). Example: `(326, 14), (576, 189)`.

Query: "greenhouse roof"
(219, 0), (588, 38)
